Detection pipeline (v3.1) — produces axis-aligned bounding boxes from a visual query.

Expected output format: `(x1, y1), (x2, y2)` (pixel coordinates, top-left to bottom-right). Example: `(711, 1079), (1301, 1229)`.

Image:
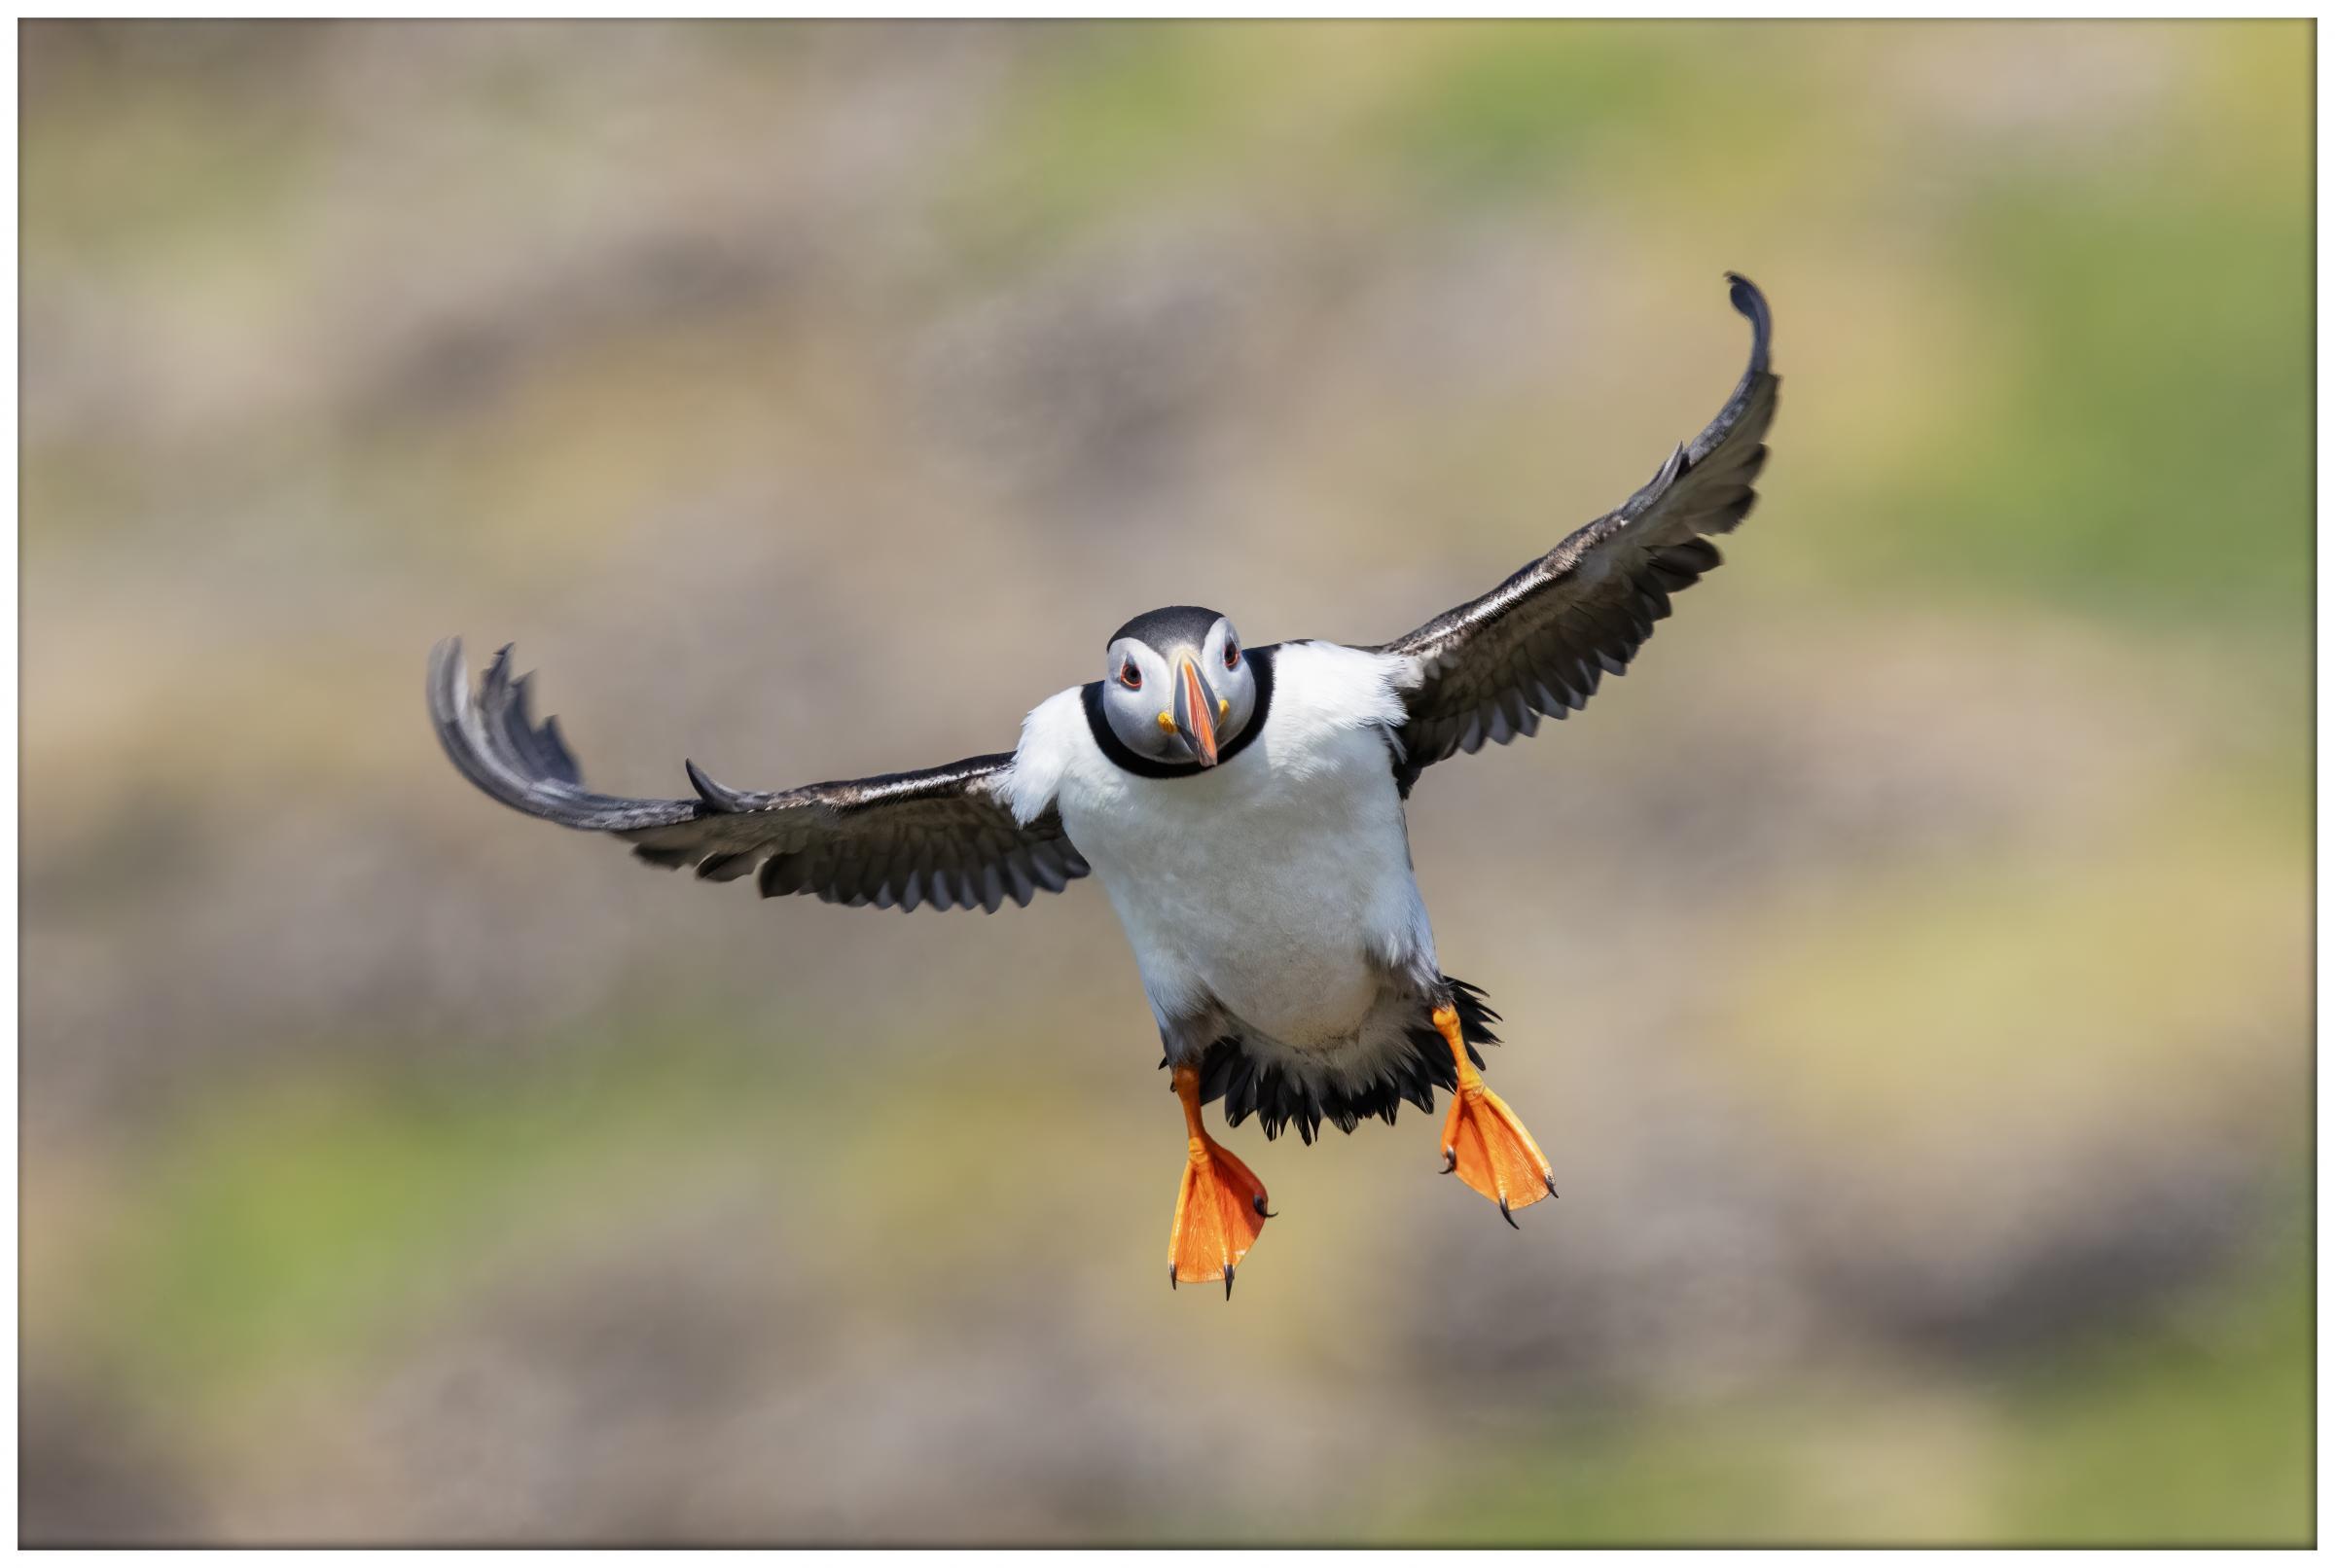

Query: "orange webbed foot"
(1167, 1064), (1272, 1297)
(1432, 1004), (1557, 1225)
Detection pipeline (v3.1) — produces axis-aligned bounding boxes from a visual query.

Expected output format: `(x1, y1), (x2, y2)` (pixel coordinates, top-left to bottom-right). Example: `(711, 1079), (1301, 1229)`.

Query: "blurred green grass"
(1390, 1246), (2308, 1545)
(1900, 174), (2309, 621)
(57, 1007), (2308, 1543)
(81, 1027), (794, 1403)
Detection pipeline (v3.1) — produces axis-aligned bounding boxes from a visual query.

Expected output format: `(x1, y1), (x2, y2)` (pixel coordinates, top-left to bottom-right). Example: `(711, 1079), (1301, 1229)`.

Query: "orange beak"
(1173, 657), (1220, 767)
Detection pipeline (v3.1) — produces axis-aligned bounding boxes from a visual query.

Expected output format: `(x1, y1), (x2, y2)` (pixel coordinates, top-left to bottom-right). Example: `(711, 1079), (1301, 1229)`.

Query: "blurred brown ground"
(19, 18), (2311, 1545)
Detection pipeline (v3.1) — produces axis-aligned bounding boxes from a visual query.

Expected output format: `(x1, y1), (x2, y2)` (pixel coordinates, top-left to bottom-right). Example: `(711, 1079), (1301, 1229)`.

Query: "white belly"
(1037, 645), (1439, 1050)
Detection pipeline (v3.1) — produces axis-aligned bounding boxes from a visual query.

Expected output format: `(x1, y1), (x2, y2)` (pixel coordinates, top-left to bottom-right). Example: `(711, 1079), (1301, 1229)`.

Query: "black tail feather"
(1185, 976), (1502, 1144)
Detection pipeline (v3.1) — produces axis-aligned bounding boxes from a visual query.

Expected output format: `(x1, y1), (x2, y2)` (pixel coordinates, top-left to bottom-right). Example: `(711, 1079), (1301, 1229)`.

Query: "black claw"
(1498, 1194), (1519, 1229)
(1253, 1194), (1276, 1219)
(1440, 1149), (1456, 1175)
(1545, 1173), (1561, 1199)
(1169, 1264), (1178, 1291)
(1224, 1265), (1235, 1301)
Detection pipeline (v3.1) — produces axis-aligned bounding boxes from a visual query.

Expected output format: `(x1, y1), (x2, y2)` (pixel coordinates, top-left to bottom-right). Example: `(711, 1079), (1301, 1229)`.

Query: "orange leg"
(1433, 1003), (1558, 1225)
(1167, 1063), (1273, 1298)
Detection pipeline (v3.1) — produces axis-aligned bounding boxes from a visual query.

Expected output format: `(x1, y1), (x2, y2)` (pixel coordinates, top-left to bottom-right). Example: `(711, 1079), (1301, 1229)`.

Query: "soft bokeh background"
(20, 18), (2312, 1546)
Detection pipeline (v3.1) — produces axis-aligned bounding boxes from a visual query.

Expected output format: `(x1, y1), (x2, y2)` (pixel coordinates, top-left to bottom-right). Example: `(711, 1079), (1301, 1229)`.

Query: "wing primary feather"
(1360, 276), (1778, 779)
(430, 638), (1090, 912)
(428, 638), (700, 833)
(1725, 270), (1773, 375)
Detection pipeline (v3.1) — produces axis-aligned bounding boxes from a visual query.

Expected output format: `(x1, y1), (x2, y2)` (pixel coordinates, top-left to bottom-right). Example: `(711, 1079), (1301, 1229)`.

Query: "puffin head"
(1098, 605), (1258, 768)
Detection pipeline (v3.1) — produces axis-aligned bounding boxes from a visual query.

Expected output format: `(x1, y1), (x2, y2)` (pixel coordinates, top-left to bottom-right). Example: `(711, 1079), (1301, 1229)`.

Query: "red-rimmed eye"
(1120, 661), (1142, 691)
(1224, 641), (1240, 671)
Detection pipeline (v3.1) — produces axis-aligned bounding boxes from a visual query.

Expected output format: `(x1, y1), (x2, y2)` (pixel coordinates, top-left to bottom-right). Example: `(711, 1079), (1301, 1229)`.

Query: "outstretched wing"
(428, 639), (1090, 911)
(1374, 273), (1778, 784)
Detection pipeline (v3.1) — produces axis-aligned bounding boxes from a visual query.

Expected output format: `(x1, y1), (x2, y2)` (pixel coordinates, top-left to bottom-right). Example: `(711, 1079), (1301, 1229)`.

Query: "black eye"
(1224, 640), (1240, 671)
(1120, 661), (1142, 691)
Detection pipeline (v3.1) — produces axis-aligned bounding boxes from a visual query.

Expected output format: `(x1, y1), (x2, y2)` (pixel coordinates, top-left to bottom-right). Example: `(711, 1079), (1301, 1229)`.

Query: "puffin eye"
(1120, 660), (1143, 691)
(1224, 640), (1240, 671)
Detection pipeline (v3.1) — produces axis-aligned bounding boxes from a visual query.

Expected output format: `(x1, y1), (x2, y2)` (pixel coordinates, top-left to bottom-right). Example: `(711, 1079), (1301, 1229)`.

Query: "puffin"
(430, 273), (1778, 1298)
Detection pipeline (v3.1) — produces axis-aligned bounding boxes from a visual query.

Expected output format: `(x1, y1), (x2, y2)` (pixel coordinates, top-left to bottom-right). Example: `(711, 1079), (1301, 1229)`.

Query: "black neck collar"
(1082, 644), (1275, 780)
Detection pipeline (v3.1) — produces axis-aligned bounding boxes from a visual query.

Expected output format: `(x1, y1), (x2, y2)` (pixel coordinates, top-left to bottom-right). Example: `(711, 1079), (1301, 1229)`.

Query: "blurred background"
(19, 18), (2311, 1546)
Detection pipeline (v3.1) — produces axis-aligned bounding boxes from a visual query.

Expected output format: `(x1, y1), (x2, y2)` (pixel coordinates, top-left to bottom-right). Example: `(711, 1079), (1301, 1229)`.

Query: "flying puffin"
(430, 273), (1778, 1298)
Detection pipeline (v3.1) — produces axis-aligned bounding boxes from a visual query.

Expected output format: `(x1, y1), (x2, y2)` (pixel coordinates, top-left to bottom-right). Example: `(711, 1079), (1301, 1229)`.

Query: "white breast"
(1003, 641), (1437, 1050)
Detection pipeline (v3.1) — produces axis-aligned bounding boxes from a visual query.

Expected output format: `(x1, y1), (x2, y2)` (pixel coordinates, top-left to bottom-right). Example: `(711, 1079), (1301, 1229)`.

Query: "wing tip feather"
(1724, 271), (1772, 374)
